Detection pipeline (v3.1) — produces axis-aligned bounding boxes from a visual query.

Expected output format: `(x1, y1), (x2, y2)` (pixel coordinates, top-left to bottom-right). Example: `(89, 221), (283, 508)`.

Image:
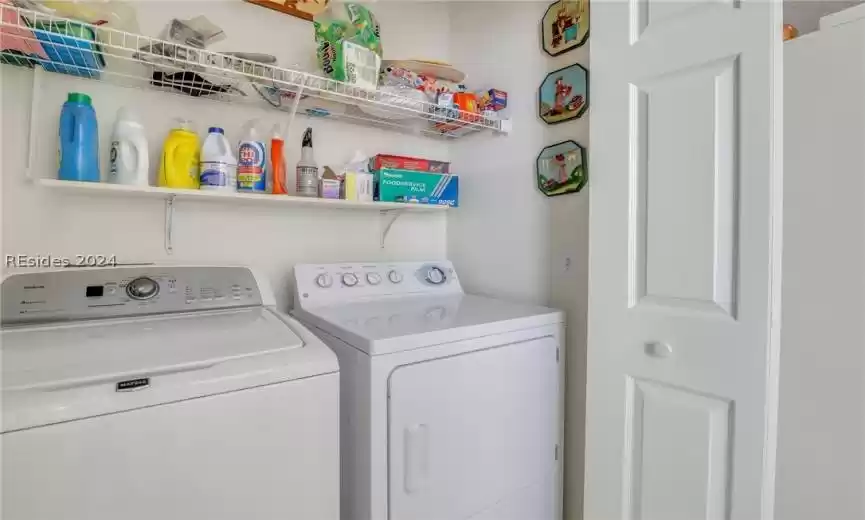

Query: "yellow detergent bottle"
(158, 119), (200, 189)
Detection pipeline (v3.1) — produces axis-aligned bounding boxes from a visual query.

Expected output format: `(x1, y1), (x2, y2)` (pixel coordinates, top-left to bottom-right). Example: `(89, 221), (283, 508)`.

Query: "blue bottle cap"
(208, 127), (224, 134)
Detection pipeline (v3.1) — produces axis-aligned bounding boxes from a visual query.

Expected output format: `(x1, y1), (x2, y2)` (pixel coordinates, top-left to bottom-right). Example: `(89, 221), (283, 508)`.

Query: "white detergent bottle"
(200, 127), (237, 191)
(108, 107), (149, 185)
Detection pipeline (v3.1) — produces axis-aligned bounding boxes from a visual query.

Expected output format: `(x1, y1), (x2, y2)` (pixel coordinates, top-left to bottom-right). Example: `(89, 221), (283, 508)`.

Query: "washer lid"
(0, 308), (333, 432)
(294, 294), (563, 355)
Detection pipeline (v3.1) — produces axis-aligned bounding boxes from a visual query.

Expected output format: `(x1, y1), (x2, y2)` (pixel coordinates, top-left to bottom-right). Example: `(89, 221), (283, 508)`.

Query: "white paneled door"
(585, 1), (782, 520)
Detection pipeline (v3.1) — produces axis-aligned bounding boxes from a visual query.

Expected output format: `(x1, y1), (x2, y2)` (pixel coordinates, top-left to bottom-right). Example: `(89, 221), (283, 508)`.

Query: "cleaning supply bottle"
(59, 92), (99, 182)
(296, 127), (318, 198)
(108, 107), (149, 186)
(200, 127), (237, 191)
(270, 124), (288, 195)
(237, 120), (266, 193)
(158, 119), (199, 189)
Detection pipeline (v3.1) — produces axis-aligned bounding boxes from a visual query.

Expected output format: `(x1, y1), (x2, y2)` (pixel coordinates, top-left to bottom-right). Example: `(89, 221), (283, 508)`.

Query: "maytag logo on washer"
(116, 377), (150, 392)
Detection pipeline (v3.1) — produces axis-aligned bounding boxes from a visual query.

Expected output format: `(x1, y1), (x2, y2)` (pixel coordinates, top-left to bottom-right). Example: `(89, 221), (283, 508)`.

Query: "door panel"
(631, 57), (739, 316)
(586, 1), (781, 519)
(388, 338), (558, 520)
(623, 378), (732, 520)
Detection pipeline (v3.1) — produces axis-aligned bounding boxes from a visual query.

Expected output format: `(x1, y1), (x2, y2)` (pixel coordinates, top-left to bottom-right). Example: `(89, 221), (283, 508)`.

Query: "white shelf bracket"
(380, 209), (405, 249)
(164, 195), (176, 255)
(26, 67), (43, 182)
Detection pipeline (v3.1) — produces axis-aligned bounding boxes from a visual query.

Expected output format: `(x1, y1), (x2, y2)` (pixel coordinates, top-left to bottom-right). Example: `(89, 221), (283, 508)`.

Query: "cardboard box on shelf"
(370, 154), (450, 174)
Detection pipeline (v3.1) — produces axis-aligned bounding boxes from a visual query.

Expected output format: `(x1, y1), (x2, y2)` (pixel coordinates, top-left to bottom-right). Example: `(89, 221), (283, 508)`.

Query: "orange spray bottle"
(270, 124), (288, 195)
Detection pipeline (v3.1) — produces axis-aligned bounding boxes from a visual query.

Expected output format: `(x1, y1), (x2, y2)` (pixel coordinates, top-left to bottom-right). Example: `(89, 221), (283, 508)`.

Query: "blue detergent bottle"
(59, 92), (100, 182)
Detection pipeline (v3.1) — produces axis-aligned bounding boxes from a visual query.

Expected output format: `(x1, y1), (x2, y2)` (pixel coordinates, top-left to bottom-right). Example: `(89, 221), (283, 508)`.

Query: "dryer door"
(388, 336), (559, 520)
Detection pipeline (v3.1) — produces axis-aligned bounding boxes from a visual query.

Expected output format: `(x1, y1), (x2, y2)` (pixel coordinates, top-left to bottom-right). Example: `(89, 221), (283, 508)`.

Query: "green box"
(375, 168), (460, 207)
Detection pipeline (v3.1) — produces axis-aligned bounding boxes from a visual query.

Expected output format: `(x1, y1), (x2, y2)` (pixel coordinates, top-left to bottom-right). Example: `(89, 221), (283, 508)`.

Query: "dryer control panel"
(294, 261), (463, 308)
(1, 266), (265, 325)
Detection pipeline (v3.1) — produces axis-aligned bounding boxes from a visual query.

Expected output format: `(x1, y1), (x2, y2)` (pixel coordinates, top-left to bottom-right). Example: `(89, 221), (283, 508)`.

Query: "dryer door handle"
(403, 424), (429, 494)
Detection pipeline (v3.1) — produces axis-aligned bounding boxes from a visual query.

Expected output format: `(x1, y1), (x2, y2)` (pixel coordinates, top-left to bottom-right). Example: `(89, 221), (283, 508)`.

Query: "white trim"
(761, 0), (784, 517)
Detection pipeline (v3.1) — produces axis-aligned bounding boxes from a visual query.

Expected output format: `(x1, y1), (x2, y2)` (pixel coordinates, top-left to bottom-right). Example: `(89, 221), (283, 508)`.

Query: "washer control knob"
(126, 277), (159, 300)
(366, 272), (382, 285)
(315, 273), (333, 288)
(388, 270), (403, 284)
(426, 267), (446, 285)
(342, 273), (359, 287)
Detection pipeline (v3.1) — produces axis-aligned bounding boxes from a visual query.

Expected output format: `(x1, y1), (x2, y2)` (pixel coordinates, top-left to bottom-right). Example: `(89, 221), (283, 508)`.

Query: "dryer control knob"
(127, 277), (159, 300)
(388, 270), (403, 284)
(316, 273), (333, 288)
(366, 272), (382, 285)
(426, 267), (446, 285)
(342, 273), (359, 287)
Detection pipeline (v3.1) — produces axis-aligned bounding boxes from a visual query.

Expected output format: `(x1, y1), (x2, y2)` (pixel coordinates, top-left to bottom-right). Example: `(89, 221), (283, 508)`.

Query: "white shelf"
(1, 4), (509, 139)
(38, 179), (448, 212)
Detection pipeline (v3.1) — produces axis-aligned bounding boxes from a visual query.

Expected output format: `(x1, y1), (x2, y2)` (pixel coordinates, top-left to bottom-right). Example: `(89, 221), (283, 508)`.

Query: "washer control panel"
(294, 261), (462, 308)
(2, 266), (264, 325)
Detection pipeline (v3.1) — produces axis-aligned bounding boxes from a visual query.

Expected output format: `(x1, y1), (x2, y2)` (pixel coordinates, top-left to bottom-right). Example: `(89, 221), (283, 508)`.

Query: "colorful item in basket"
(314, 3), (382, 90)
(375, 168), (459, 207)
(0, 0), (47, 67)
(453, 91), (480, 120)
(345, 3), (382, 56)
(430, 91), (457, 121)
(478, 89), (508, 112)
(31, 20), (104, 78)
(382, 65), (423, 89)
(370, 154), (450, 174)
(382, 60), (465, 102)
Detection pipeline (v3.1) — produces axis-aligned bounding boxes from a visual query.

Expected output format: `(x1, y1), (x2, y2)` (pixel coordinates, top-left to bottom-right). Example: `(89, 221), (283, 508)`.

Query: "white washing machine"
(292, 261), (565, 520)
(1, 266), (339, 520)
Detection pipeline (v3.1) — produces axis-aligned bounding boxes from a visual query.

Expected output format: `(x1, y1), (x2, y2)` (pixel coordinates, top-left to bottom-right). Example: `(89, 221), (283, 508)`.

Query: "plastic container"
(237, 120), (266, 193)
(31, 20), (105, 78)
(108, 107), (149, 186)
(296, 127), (318, 198)
(58, 92), (99, 182)
(0, 0), (47, 68)
(270, 125), (288, 195)
(200, 127), (237, 191)
(158, 119), (200, 189)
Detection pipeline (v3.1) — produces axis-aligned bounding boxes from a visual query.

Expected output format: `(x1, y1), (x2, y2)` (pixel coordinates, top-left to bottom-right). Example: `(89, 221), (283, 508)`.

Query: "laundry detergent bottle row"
(59, 92), (99, 182)
(158, 119), (200, 189)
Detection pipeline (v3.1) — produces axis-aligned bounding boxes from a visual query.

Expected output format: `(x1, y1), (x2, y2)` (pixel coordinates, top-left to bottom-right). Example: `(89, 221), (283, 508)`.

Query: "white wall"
(448, 3), (590, 519)
(0, 0), (451, 308)
(778, 20), (865, 520)
(447, 2), (552, 305)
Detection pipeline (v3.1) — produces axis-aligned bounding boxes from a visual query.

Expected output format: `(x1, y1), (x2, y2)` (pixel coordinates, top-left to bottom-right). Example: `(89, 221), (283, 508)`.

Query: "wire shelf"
(0, 4), (508, 139)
